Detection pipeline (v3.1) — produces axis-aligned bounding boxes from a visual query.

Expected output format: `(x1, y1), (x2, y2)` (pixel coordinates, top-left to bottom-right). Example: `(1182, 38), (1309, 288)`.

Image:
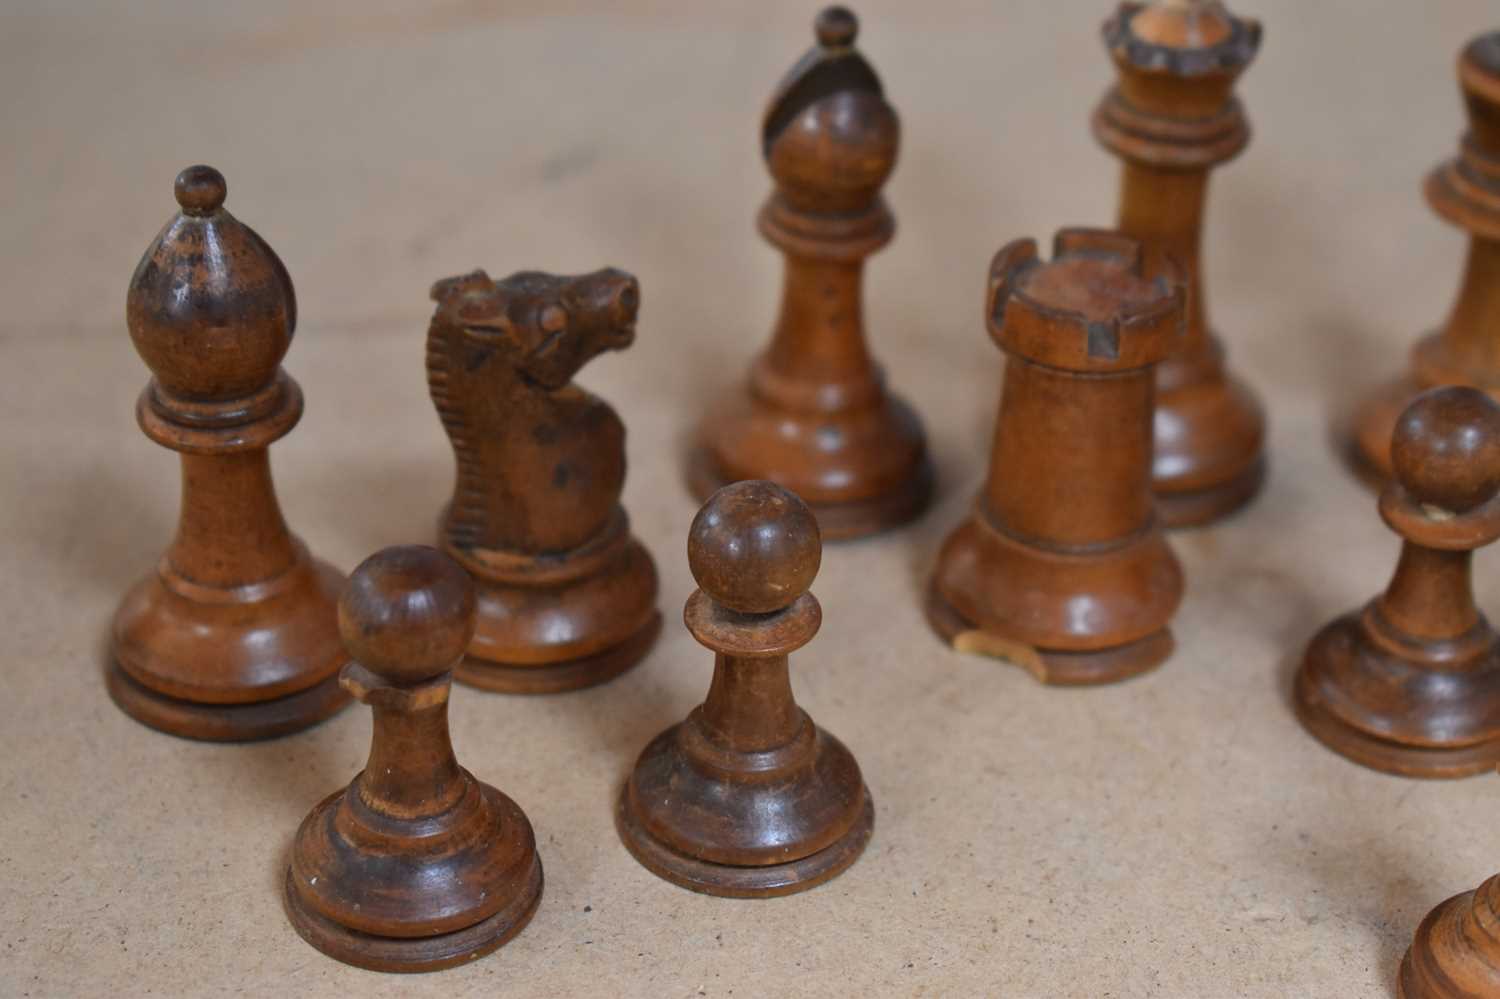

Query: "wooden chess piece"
(108, 165), (349, 741)
(1094, 0), (1265, 526)
(1296, 386), (1500, 778)
(687, 6), (933, 541)
(927, 229), (1186, 685)
(426, 268), (660, 694)
(1352, 32), (1500, 483)
(1399, 870), (1500, 997)
(616, 480), (874, 897)
(284, 545), (543, 973)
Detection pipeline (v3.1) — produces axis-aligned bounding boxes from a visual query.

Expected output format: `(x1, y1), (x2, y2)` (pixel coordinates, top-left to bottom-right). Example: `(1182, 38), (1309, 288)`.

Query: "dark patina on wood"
(617, 480), (873, 897)
(688, 7), (933, 541)
(427, 268), (660, 694)
(108, 165), (349, 740)
(284, 545), (543, 972)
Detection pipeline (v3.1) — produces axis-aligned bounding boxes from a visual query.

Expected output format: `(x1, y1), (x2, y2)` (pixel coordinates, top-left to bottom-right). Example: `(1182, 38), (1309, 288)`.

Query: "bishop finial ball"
(688, 481), (821, 614)
(338, 546), (477, 684)
(815, 7), (858, 48)
(1391, 386), (1500, 514)
(174, 165), (227, 216)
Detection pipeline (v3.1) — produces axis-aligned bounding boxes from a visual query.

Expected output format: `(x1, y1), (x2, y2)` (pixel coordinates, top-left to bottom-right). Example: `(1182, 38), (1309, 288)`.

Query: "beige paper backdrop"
(4, 1), (1498, 995)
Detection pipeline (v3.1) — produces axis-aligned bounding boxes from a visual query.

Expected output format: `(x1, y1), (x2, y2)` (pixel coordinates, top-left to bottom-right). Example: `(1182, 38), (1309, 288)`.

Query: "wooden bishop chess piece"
(1296, 386), (1500, 778)
(1352, 32), (1500, 483)
(616, 480), (874, 897)
(284, 545), (543, 973)
(426, 267), (660, 694)
(1094, 0), (1265, 526)
(108, 165), (348, 741)
(1399, 869), (1500, 998)
(687, 6), (933, 541)
(927, 229), (1186, 685)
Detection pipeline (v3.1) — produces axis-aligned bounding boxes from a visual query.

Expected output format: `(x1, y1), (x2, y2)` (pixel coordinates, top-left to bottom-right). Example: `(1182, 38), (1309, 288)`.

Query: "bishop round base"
(1293, 675), (1500, 779)
(615, 785), (874, 898)
(106, 662), (349, 742)
(925, 585), (1173, 686)
(686, 446), (933, 542)
(455, 612), (662, 695)
(1155, 455), (1266, 530)
(282, 858), (543, 974)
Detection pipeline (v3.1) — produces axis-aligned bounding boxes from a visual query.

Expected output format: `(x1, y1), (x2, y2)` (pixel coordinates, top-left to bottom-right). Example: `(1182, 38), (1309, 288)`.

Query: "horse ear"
(430, 269), (493, 303)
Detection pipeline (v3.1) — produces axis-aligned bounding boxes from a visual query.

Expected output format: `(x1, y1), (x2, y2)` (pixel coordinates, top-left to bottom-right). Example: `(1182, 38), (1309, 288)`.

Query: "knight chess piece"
(1399, 869), (1500, 997)
(108, 165), (349, 740)
(1296, 386), (1500, 778)
(1352, 32), (1500, 483)
(616, 480), (874, 897)
(426, 268), (660, 694)
(687, 6), (933, 540)
(1094, 0), (1266, 526)
(284, 545), (543, 973)
(927, 229), (1186, 685)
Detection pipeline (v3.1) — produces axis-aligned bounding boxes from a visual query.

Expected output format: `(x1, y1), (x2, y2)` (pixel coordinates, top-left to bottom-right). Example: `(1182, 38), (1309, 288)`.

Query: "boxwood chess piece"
(1399, 867), (1500, 997)
(616, 480), (874, 897)
(426, 267), (660, 694)
(109, 165), (349, 740)
(284, 545), (543, 972)
(1297, 386), (1500, 778)
(688, 6), (933, 540)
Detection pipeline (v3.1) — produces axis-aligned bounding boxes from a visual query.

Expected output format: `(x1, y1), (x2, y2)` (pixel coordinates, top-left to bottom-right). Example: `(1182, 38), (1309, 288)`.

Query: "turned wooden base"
(283, 858), (542, 974)
(1152, 370), (1266, 528)
(456, 611), (661, 695)
(687, 445), (933, 542)
(615, 785), (873, 899)
(1156, 455), (1265, 530)
(1398, 879), (1500, 998)
(106, 662), (348, 742)
(1351, 374), (1429, 486)
(925, 584), (1173, 686)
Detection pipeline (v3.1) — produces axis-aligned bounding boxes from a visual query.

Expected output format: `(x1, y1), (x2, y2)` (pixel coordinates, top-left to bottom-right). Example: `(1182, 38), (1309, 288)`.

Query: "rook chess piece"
(426, 267), (661, 694)
(1094, 0), (1266, 526)
(1399, 868), (1500, 997)
(616, 480), (874, 896)
(1296, 386), (1500, 777)
(108, 165), (349, 740)
(1352, 32), (1500, 483)
(688, 6), (933, 540)
(284, 545), (543, 972)
(927, 229), (1186, 684)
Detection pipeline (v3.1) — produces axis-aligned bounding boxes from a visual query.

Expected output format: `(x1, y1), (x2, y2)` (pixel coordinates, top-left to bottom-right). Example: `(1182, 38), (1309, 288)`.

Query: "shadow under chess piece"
(928, 229), (1186, 685)
(284, 545), (543, 972)
(1400, 871), (1500, 997)
(108, 165), (349, 740)
(688, 6), (933, 540)
(426, 268), (661, 694)
(616, 480), (873, 897)
(1298, 386), (1500, 778)
(1352, 32), (1500, 484)
(1094, 0), (1266, 526)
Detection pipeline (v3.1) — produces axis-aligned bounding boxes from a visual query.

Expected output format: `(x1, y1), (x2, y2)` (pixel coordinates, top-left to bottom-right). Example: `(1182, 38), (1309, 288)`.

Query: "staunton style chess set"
(100, 4), (1500, 994)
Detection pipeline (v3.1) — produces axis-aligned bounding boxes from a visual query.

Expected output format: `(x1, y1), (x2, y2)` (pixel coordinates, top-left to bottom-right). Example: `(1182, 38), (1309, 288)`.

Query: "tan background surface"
(4, 1), (1498, 996)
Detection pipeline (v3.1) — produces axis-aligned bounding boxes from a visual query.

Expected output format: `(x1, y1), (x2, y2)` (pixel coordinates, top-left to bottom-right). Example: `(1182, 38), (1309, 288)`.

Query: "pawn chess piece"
(284, 546), (543, 972)
(928, 230), (1186, 684)
(1353, 32), (1500, 483)
(1296, 386), (1500, 778)
(616, 480), (874, 896)
(1399, 870), (1500, 998)
(108, 165), (348, 740)
(1094, 0), (1266, 526)
(426, 268), (660, 694)
(687, 6), (933, 540)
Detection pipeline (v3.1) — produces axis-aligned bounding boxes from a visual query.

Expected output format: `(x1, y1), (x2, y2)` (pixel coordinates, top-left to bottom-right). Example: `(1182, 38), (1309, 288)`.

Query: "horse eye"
(539, 304), (567, 333)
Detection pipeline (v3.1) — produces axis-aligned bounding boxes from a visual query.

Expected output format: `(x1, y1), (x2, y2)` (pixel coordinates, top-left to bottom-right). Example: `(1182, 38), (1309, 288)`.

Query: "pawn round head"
(1391, 386), (1500, 514)
(339, 546), (477, 685)
(688, 481), (821, 614)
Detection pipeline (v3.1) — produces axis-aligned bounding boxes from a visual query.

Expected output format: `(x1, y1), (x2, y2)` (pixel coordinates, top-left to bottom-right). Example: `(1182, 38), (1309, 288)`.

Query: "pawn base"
(687, 446), (933, 542)
(282, 859), (542, 974)
(615, 786), (874, 898)
(106, 662), (348, 742)
(1398, 885), (1500, 998)
(925, 585), (1172, 686)
(456, 612), (661, 694)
